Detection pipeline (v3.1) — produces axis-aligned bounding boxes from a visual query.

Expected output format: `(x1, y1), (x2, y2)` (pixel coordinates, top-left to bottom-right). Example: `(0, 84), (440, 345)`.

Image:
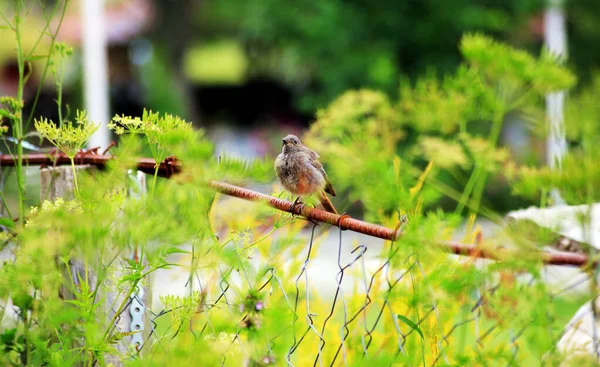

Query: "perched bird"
(274, 134), (337, 214)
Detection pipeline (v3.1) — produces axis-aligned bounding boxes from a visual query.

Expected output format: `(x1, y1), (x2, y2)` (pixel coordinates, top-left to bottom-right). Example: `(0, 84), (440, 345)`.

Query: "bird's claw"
(289, 197), (304, 216)
(288, 198), (320, 226)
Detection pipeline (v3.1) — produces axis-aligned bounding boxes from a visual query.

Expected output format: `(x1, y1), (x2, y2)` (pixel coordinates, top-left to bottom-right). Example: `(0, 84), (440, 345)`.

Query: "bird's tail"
(318, 190), (338, 214)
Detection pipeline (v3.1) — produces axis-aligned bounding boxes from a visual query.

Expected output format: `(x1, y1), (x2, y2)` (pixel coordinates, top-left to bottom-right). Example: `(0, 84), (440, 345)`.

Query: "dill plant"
(109, 109), (192, 194)
(34, 110), (99, 195)
(306, 33), (576, 221)
(50, 42), (73, 126)
(0, 0), (70, 223)
(0, 4), (599, 367)
(509, 74), (600, 206)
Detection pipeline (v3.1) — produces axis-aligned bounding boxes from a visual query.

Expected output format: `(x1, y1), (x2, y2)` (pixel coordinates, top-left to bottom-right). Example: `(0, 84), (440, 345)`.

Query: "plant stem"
(469, 109), (505, 215)
(152, 162), (160, 194)
(540, 189), (548, 209)
(242, 227), (276, 250)
(70, 157), (79, 196)
(25, 0), (70, 131)
(102, 279), (141, 342)
(24, 289), (36, 367)
(0, 190), (14, 221)
(456, 108), (505, 217)
(455, 164), (481, 215)
(14, 0), (26, 225)
(57, 63), (64, 126)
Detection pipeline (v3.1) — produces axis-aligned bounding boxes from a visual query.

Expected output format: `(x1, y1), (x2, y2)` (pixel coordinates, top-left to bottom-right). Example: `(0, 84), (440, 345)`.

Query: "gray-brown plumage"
(274, 134), (337, 214)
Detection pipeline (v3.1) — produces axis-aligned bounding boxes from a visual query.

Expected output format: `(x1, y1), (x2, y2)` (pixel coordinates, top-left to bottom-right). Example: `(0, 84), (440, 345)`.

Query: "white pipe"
(544, 1), (567, 206)
(82, 0), (110, 149)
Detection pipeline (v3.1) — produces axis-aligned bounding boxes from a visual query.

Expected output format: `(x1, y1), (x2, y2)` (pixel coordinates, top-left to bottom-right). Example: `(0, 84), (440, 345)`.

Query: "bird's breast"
(275, 152), (324, 195)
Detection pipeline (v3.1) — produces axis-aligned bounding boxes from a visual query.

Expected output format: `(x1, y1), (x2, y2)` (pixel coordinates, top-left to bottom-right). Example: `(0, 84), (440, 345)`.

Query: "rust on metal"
(207, 180), (400, 241)
(446, 242), (590, 267)
(211, 180), (592, 267)
(1, 152), (593, 268)
(1, 152), (180, 178)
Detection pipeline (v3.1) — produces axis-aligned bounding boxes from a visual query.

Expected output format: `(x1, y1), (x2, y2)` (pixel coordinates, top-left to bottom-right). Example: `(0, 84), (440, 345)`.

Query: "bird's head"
(281, 134), (302, 153)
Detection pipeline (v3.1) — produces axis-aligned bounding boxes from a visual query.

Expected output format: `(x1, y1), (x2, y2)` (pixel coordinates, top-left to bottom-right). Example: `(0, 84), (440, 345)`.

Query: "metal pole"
(82, 0), (110, 149)
(544, 0), (567, 205)
(126, 170), (149, 353)
(0, 150), (584, 267)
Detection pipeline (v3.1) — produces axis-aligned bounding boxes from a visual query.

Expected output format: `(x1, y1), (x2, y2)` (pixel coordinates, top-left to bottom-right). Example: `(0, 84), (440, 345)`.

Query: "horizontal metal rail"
(1, 152), (591, 267)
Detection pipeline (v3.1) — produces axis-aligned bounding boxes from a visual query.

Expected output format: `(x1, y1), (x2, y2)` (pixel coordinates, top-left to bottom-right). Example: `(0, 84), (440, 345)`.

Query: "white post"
(82, 0), (110, 149)
(544, 0), (567, 206)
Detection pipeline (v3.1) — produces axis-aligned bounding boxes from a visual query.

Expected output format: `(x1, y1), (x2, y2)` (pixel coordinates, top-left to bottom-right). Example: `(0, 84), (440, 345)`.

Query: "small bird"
(274, 134), (337, 214)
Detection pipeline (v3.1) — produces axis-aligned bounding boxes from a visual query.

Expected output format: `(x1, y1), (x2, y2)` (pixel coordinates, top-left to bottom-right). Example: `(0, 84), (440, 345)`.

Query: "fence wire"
(102, 216), (600, 366)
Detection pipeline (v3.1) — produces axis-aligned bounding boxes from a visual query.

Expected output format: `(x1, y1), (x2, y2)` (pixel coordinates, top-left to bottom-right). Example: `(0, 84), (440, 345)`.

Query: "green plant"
(35, 110), (99, 195)
(50, 42), (73, 126)
(307, 33), (575, 222)
(1, 4), (599, 367)
(508, 74), (600, 206)
(0, 0), (70, 224)
(109, 109), (193, 194)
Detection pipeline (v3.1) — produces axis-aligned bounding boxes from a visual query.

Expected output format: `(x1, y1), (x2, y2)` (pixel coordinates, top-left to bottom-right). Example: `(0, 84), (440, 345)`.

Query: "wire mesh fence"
(116, 219), (598, 366)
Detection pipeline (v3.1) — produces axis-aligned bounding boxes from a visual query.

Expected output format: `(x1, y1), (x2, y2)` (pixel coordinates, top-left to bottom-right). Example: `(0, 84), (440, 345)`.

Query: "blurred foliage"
(193, 0), (600, 115)
(137, 46), (190, 119)
(198, 0), (548, 111)
(508, 74), (600, 205)
(565, 0), (600, 83)
(307, 33), (575, 222)
(0, 15), (50, 65)
(1, 3), (600, 366)
(183, 40), (248, 84)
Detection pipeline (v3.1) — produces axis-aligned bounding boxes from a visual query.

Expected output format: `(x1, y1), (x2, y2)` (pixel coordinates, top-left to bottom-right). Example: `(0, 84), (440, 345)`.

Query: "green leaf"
(0, 217), (15, 229)
(108, 330), (141, 344)
(12, 293), (34, 313)
(397, 314), (424, 339)
(0, 328), (17, 347)
(23, 130), (45, 145)
(26, 55), (48, 61)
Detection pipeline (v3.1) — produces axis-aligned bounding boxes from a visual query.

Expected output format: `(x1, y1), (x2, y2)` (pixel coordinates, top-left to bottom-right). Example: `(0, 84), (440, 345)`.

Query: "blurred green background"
(1, 0), (600, 213)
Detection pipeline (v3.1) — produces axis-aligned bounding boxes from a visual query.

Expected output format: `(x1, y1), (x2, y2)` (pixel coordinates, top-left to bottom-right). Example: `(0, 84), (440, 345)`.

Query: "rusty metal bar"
(1, 153), (592, 267)
(0, 152), (180, 178)
(208, 180), (399, 240)
(211, 181), (591, 268)
(447, 242), (590, 267)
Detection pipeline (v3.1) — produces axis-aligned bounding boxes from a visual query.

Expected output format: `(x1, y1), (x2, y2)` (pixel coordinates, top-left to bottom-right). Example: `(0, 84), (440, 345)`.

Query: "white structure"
(82, 0), (110, 149)
(544, 1), (567, 205)
(508, 203), (600, 360)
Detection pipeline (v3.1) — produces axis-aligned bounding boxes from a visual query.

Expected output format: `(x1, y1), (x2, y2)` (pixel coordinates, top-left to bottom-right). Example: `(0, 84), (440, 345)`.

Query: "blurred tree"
(196, 0), (547, 112)
(145, 0), (200, 120)
(566, 0), (600, 83)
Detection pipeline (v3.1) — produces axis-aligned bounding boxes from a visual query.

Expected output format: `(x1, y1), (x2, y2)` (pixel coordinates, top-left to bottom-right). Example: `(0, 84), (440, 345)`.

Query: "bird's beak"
(282, 139), (286, 146)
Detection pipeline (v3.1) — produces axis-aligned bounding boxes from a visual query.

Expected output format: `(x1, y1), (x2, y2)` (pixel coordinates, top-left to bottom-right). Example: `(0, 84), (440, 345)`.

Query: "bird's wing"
(308, 149), (336, 197)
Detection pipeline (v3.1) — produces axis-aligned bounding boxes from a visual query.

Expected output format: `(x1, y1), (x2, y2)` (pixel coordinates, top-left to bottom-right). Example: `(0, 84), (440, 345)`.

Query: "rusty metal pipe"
(0, 153), (180, 177)
(208, 180), (399, 240)
(1, 153), (591, 267)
